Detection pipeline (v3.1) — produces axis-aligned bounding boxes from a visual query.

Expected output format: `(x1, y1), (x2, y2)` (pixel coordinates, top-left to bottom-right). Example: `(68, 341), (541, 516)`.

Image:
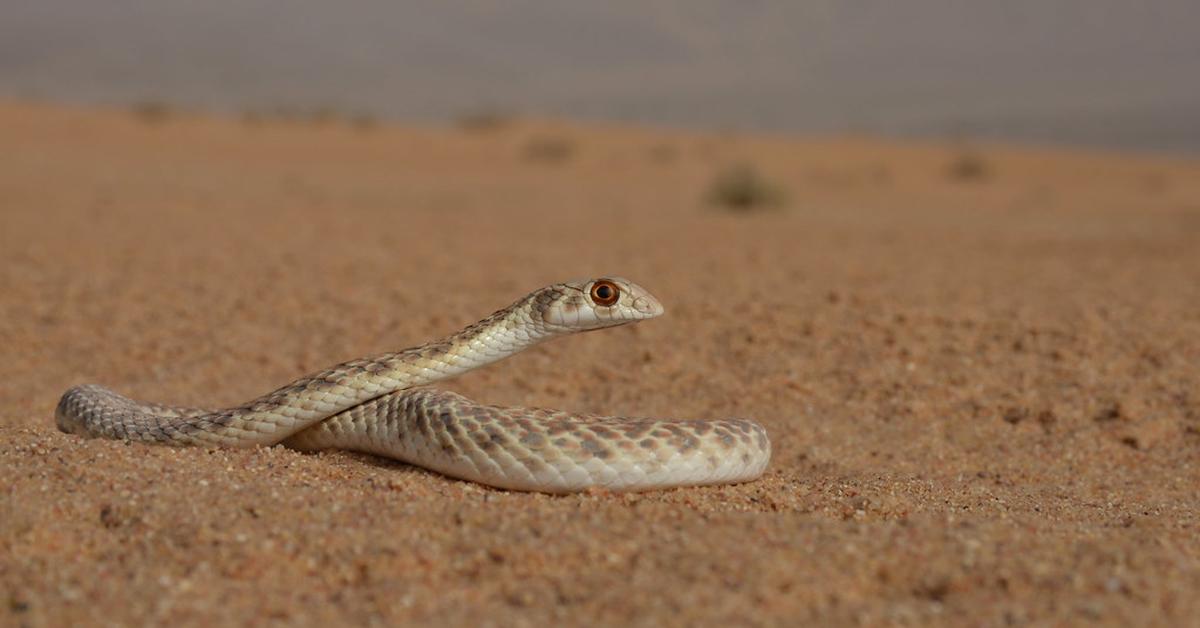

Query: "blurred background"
(4, 0), (1198, 152)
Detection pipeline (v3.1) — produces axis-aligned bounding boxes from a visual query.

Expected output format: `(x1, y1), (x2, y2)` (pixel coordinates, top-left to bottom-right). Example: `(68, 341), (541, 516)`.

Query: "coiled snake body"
(56, 278), (770, 492)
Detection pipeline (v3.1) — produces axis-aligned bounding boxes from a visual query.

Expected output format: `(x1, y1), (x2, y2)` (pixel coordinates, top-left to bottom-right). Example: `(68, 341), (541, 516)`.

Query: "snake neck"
(55, 292), (565, 445)
(379, 289), (560, 387)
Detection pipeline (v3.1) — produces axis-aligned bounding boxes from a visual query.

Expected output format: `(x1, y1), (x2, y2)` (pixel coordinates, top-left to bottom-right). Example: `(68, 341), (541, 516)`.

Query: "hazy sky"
(3, 1), (1198, 150)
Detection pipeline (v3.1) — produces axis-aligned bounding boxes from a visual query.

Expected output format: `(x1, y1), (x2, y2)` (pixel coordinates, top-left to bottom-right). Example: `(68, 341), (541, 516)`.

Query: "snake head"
(540, 277), (664, 331)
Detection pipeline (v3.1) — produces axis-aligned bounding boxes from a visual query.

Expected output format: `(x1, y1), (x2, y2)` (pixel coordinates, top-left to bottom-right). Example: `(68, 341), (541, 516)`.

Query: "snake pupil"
(590, 281), (619, 306)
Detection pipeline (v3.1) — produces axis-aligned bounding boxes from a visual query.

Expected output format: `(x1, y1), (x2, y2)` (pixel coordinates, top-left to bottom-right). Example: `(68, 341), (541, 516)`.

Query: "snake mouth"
(577, 320), (635, 333)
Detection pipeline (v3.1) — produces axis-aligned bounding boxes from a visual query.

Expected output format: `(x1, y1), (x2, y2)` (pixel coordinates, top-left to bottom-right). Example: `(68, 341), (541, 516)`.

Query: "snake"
(55, 277), (771, 492)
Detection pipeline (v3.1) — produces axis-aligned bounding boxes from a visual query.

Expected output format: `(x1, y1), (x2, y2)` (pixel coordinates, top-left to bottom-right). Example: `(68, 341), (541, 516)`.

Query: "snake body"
(56, 277), (770, 492)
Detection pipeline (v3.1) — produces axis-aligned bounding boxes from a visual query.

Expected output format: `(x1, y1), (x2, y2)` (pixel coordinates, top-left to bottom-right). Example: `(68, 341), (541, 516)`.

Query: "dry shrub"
(457, 109), (517, 132)
(522, 136), (576, 164)
(349, 113), (379, 132)
(946, 148), (990, 182)
(130, 101), (174, 124)
(306, 107), (338, 125)
(706, 163), (786, 212)
(239, 107), (379, 132)
(240, 109), (265, 126)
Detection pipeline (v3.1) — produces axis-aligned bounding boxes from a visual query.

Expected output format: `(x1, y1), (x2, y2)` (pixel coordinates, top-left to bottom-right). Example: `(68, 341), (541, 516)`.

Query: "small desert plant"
(521, 136), (576, 164)
(306, 107), (338, 125)
(259, 106), (302, 122)
(130, 101), (174, 124)
(946, 148), (990, 182)
(349, 112), (379, 132)
(457, 109), (516, 132)
(706, 163), (785, 211)
(240, 109), (265, 125)
(239, 106), (378, 132)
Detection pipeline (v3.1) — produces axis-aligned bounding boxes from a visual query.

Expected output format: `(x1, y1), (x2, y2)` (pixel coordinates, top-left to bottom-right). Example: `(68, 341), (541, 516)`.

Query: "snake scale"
(56, 277), (771, 492)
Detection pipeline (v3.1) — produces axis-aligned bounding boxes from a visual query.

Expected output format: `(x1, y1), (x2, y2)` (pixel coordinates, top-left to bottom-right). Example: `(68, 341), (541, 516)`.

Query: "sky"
(3, 1), (1198, 151)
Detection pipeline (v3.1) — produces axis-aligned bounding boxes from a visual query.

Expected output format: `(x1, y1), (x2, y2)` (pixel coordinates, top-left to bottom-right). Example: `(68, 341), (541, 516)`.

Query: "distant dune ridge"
(2, 1), (1199, 152)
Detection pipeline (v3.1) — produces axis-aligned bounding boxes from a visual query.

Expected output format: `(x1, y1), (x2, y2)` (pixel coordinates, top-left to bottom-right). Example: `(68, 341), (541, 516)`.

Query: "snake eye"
(589, 280), (620, 306)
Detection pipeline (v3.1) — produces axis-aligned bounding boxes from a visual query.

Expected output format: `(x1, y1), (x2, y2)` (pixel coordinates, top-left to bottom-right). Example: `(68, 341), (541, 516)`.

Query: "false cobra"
(55, 277), (771, 492)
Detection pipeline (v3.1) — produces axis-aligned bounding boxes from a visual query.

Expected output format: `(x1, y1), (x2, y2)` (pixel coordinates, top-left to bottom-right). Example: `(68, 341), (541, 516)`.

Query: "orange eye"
(589, 280), (620, 306)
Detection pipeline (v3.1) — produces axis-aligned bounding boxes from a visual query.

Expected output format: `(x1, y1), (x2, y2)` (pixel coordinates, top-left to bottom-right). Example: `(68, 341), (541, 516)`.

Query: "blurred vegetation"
(945, 147), (991, 182)
(457, 109), (517, 132)
(521, 136), (576, 164)
(706, 163), (786, 212)
(238, 106), (379, 132)
(130, 101), (175, 124)
(348, 113), (378, 132)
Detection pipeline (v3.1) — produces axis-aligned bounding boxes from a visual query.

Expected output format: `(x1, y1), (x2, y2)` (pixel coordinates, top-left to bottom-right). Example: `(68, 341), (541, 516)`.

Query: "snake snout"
(601, 276), (663, 321)
(631, 293), (665, 319)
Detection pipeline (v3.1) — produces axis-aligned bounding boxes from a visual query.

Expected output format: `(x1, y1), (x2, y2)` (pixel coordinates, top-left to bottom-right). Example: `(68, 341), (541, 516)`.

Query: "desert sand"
(2, 103), (1199, 626)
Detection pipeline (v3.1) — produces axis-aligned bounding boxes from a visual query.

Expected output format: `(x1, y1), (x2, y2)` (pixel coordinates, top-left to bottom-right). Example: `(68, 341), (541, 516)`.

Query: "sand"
(2, 103), (1199, 626)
